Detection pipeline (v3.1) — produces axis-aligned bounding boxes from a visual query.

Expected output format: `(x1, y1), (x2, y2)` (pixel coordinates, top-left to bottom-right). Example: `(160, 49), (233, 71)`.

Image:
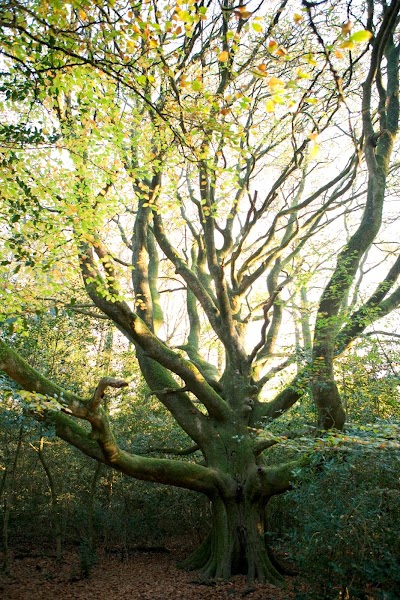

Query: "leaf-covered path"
(1, 548), (302, 599)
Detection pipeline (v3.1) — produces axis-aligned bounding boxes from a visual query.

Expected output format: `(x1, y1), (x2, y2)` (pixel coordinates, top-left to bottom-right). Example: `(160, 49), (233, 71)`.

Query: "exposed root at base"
(178, 542), (285, 586)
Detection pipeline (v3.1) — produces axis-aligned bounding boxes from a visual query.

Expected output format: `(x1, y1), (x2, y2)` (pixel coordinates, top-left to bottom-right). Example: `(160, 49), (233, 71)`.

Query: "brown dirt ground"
(0, 546), (304, 600)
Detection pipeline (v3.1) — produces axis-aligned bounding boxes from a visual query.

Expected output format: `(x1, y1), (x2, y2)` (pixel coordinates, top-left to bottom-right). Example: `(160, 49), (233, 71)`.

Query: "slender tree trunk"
(103, 470), (114, 551)
(310, 7), (400, 429)
(300, 287), (312, 360)
(37, 437), (62, 562)
(1, 426), (23, 575)
(87, 463), (102, 554)
(0, 468), (7, 504)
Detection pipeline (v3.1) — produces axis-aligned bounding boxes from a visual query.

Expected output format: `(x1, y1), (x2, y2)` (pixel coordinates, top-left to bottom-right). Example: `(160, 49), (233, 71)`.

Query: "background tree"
(0, 0), (399, 584)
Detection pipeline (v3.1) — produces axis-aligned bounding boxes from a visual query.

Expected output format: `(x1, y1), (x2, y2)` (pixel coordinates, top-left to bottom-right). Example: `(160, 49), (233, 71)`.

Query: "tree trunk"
(87, 463), (102, 554)
(179, 495), (283, 585)
(1, 426), (23, 575)
(312, 327), (346, 429)
(38, 437), (62, 562)
(312, 377), (346, 430)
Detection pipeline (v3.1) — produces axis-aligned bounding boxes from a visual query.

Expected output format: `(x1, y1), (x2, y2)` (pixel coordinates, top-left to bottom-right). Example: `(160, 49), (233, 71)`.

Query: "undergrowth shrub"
(268, 429), (400, 600)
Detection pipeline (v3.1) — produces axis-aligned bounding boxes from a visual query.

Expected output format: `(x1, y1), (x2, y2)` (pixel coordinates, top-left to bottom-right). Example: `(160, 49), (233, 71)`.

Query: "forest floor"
(0, 543), (307, 600)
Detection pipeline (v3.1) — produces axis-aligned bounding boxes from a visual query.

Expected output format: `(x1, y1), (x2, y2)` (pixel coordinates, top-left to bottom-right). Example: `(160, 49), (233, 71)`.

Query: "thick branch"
(44, 410), (219, 495)
(132, 176), (162, 331)
(152, 212), (220, 333)
(246, 457), (309, 500)
(337, 254), (400, 351)
(362, 0), (400, 173)
(248, 280), (287, 365)
(147, 444), (200, 456)
(0, 340), (219, 495)
(78, 242), (231, 423)
(0, 338), (84, 408)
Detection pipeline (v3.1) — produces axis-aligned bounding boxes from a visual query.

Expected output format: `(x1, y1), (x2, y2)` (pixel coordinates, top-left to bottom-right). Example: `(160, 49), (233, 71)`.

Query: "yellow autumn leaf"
(268, 76), (285, 89)
(305, 53), (317, 66)
(310, 143), (320, 158)
(177, 10), (190, 21)
(268, 39), (278, 52)
(266, 99), (275, 112)
(79, 9), (87, 20)
(218, 50), (229, 62)
(179, 76), (190, 88)
(251, 68), (268, 78)
(272, 94), (285, 104)
(340, 40), (355, 50)
(296, 68), (310, 79)
(191, 79), (203, 92)
(293, 13), (303, 23)
(234, 9), (252, 19)
(276, 47), (288, 57)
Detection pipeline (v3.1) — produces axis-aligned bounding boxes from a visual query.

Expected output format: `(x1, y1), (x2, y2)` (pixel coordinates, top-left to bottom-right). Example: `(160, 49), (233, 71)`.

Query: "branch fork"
(89, 377), (129, 411)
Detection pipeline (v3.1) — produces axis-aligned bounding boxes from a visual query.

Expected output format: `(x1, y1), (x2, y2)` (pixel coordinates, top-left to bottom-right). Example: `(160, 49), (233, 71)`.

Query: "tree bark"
(180, 495), (283, 585)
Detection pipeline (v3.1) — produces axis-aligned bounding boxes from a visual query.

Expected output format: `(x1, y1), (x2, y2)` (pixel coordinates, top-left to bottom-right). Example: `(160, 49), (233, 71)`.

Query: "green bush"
(267, 431), (400, 599)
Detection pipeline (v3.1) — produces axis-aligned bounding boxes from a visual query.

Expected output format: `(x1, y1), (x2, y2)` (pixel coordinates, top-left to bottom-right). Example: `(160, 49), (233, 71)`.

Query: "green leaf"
(350, 30), (373, 43)
(136, 74), (147, 85)
(252, 22), (263, 33)
(191, 79), (203, 92)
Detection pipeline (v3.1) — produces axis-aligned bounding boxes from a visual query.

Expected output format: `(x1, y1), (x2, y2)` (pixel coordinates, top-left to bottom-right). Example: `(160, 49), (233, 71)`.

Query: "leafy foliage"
(268, 425), (400, 599)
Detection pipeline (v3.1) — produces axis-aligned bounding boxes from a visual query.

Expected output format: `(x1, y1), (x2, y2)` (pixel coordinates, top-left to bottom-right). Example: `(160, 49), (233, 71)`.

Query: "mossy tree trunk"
(181, 496), (281, 584)
(311, 4), (400, 429)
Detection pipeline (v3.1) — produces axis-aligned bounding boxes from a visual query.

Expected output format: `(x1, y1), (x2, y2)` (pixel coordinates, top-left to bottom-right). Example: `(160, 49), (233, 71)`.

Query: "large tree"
(0, 0), (399, 584)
